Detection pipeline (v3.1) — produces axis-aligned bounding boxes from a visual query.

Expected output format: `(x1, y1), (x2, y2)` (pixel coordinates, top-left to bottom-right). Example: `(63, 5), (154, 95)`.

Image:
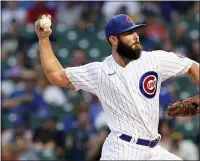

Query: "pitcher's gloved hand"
(167, 94), (200, 117)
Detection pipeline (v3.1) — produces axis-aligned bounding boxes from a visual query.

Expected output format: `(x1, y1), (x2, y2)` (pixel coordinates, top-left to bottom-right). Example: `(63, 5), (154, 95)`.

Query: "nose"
(133, 32), (139, 40)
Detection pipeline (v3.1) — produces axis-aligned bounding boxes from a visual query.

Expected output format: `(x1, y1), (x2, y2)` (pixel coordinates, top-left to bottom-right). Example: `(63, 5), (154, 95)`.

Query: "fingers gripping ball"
(167, 94), (200, 117)
(40, 18), (51, 29)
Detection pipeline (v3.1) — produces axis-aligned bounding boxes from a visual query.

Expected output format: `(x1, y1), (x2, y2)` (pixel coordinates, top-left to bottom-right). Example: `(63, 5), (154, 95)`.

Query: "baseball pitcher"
(35, 14), (199, 160)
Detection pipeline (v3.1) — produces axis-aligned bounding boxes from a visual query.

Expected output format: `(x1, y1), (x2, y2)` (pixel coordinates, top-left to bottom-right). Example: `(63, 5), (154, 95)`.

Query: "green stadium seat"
(2, 113), (12, 129)
(87, 40), (110, 61)
(18, 23), (35, 40)
(37, 149), (57, 160)
(26, 45), (38, 69)
(171, 76), (198, 99)
(51, 106), (72, 122)
(56, 48), (71, 66)
(29, 114), (41, 129)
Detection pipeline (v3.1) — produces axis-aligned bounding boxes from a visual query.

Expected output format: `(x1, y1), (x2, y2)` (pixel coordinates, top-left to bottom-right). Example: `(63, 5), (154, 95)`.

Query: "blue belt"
(119, 134), (160, 148)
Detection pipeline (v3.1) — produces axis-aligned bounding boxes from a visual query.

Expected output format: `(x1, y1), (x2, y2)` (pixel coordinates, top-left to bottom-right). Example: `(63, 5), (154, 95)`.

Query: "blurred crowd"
(1, 1), (199, 161)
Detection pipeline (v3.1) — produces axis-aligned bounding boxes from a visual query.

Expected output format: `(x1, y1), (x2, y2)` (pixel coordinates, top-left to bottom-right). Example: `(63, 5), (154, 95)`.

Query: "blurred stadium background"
(1, 1), (199, 161)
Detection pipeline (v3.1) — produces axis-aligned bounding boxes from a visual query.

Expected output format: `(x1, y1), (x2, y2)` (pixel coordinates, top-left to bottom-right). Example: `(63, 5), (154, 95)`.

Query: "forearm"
(39, 38), (64, 86)
(187, 61), (200, 86)
(39, 38), (63, 81)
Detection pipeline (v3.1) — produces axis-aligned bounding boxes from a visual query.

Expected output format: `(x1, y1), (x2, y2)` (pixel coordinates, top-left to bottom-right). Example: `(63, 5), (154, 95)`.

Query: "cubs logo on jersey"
(139, 71), (158, 98)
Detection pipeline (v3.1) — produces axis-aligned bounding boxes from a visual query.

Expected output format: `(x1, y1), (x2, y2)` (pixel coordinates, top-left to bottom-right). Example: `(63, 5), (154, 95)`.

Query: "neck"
(112, 48), (131, 68)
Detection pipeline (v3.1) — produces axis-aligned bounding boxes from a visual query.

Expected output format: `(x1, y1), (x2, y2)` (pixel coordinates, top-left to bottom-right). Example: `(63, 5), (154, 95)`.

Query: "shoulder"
(102, 55), (112, 63)
(68, 62), (103, 70)
(89, 61), (103, 66)
(141, 50), (170, 56)
(140, 50), (177, 60)
(82, 62), (103, 71)
(102, 55), (115, 70)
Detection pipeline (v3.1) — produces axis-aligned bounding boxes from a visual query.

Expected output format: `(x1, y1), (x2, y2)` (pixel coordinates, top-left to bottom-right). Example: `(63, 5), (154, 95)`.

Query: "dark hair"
(72, 46), (85, 52)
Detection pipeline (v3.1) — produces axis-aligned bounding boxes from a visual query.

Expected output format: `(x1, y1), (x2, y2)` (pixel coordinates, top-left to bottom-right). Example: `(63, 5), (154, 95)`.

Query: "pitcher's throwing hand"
(35, 14), (52, 40)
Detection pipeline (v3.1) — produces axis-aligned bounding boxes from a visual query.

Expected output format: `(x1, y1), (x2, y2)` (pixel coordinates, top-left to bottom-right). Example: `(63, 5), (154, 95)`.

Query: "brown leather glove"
(167, 94), (200, 117)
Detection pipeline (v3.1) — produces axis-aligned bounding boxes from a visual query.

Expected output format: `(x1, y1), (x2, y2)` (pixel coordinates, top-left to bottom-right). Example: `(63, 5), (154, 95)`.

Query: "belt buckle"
(149, 136), (160, 148)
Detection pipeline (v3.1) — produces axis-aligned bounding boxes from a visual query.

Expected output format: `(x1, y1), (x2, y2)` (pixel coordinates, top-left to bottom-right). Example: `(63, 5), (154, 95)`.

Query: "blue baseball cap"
(105, 14), (146, 41)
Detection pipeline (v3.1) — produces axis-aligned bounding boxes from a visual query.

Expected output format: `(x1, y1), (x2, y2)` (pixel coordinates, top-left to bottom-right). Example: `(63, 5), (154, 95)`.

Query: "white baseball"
(40, 18), (51, 29)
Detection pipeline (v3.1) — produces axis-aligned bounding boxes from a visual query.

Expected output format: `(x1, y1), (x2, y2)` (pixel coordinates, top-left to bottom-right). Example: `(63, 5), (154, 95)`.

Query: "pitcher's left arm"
(167, 61), (200, 117)
(186, 61), (199, 86)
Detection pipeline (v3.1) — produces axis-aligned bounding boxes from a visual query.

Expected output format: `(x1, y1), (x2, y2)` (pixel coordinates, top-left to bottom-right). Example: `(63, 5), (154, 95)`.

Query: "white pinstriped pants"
(100, 132), (182, 160)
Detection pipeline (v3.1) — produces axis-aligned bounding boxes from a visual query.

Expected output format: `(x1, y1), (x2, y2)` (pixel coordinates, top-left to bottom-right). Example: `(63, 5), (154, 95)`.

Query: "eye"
(122, 31), (130, 36)
(124, 30), (135, 35)
(128, 31), (133, 35)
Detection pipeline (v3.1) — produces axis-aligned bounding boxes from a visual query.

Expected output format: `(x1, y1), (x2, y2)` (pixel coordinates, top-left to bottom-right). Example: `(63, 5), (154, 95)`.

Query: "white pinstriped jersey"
(66, 50), (193, 140)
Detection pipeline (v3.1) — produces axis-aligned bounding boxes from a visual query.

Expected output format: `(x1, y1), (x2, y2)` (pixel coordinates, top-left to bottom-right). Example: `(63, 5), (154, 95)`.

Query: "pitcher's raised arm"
(35, 14), (74, 88)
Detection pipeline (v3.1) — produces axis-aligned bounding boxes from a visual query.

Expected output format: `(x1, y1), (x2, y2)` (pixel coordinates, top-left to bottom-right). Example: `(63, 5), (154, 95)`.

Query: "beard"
(117, 39), (142, 61)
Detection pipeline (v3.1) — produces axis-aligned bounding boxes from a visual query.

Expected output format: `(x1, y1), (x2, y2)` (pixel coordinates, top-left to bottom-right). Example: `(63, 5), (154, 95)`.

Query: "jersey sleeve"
(65, 62), (101, 94)
(154, 50), (193, 82)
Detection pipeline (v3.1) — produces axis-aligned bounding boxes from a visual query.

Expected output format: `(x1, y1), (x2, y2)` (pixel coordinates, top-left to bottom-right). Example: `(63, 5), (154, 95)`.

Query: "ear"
(109, 36), (118, 46)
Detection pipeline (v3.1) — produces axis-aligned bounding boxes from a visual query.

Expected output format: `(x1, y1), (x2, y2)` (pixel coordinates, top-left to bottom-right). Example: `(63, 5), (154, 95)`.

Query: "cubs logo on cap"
(139, 71), (158, 98)
(126, 16), (133, 24)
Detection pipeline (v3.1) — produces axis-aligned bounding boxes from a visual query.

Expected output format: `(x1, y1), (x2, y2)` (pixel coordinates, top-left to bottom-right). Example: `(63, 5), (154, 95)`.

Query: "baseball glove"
(167, 94), (200, 117)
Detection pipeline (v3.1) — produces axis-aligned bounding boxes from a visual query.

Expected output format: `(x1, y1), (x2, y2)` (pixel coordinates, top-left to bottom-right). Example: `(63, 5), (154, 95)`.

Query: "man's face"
(116, 29), (142, 60)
